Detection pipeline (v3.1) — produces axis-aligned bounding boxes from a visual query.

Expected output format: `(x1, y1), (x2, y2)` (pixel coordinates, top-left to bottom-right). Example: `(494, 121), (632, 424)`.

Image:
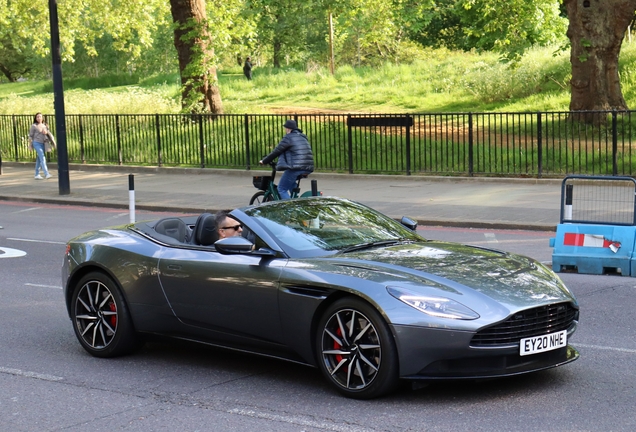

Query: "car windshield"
(244, 198), (423, 257)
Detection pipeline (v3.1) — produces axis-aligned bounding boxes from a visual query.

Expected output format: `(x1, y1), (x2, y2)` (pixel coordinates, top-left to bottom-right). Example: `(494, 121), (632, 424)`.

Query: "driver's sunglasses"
(220, 224), (242, 232)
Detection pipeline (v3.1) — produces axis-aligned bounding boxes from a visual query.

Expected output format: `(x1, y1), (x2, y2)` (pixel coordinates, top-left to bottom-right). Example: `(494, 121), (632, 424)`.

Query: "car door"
(157, 246), (286, 344)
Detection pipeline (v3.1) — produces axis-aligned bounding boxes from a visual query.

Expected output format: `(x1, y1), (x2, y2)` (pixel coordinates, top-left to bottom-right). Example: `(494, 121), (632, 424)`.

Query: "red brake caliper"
(109, 302), (117, 327)
(334, 327), (343, 365)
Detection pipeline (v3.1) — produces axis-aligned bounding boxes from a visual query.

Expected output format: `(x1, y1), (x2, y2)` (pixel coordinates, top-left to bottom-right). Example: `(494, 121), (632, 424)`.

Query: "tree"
(445, 0), (636, 118)
(169, 0), (222, 113)
(0, 0), (169, 78)
(564, 0), (636, 113)
(454, 0), (567, 60)
(0, 36), (32, 82)
(250, 0), (312, 68)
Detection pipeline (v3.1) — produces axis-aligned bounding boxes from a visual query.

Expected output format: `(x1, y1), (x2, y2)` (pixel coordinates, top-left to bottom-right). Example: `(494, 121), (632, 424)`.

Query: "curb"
(0, 195), (557, 232)
(1, 161), (564, 185)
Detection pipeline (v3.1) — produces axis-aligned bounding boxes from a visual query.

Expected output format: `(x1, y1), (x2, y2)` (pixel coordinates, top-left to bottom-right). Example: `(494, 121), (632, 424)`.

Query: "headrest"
(194, 213), (219, 246)
(154, 218), (188, 243)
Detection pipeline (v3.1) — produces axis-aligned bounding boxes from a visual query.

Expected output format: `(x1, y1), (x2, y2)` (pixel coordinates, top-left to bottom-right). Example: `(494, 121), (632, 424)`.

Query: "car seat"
(154, 218), (188, 243)
(191, 213), (219, 246)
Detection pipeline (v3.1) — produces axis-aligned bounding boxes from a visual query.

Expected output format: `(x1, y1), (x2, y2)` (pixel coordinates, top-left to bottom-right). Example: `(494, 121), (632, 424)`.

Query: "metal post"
(48, 0), (70, 194)
(11, 115), (18, 162)
(405, 115), (411, 175)
(245, 114), (251, 169)
(311, 179), (318, 196)
(564, 184), (573, 221)
(468, 113), (474, 176)
(116, 114), (122, 165)
(537, 112), (543, 178)
(128, 174), (135, 224)
(347, 115), (353, 174)
(199, 114), (205, 168)
(155, 114), (162, 167)
(612, 110), (618, 176)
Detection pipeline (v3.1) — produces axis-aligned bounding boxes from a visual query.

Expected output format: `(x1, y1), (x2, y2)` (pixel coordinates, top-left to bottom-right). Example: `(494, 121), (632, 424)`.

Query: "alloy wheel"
(320, 308), (381, 391)
(74, 280), (118, 350)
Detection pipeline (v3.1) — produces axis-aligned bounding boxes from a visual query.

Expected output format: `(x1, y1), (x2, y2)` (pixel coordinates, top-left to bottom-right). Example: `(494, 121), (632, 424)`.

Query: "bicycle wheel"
(249, 190), (275, 205)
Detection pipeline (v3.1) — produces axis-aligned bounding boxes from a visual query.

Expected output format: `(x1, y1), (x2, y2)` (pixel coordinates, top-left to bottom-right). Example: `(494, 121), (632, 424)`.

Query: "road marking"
(227, 408), (369, 432)
(484, 233), (498, 243)
(25, 283), (62, 290)
(469, 238), (548, 245)
(0, 247), (27, 258)
(0, 366), (63, 382)
(105, 213), (129, 221)
(573, 343), (636, 354)
(8, 238), (66, 245)
(12, 207), (42, 214)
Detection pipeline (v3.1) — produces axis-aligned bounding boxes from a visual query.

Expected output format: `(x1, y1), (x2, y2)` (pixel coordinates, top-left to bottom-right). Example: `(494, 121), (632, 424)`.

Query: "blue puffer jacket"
(262, 129), (314, 172)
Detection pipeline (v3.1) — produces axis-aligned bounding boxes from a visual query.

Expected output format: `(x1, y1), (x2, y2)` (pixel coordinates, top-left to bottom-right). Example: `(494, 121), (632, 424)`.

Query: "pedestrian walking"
(28, 112), (53, 180)
(243, 56), (252, 80)
(260, 119), (314, 199)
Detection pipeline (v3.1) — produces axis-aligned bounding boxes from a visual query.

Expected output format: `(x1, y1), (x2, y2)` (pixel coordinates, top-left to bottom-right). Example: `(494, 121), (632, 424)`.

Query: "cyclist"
(259, 119), (314, 199)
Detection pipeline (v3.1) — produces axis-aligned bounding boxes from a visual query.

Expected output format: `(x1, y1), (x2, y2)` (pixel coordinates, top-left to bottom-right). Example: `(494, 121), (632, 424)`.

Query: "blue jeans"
(278, 169), (312, 199)
(33, 141), (50, 177)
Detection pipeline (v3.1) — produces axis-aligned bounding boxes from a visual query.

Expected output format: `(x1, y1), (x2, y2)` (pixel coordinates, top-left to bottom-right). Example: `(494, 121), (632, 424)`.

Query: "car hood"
(322, 241), (574, 308)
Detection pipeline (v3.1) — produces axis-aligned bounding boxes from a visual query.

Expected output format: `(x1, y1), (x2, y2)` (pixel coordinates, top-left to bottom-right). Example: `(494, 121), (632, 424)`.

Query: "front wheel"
(316, 297), (399, 399)
(70, 271), (142, 358)
(250, 190), (275, 205)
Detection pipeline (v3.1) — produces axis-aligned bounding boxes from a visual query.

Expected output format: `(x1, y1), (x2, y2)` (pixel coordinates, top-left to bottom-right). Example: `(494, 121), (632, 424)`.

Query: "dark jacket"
(262, 129), (314, 172)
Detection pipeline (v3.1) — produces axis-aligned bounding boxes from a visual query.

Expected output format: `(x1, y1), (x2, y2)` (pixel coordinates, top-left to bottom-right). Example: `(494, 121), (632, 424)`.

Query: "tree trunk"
(565, 0), (636, 122)
(273, 39), (282, 68)
(169, 0), (223, 114)
(0, 64), (18, 82)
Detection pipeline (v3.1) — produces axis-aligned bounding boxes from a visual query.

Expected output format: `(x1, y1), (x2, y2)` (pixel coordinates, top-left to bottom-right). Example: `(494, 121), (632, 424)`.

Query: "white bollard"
(564, 184), (573, 221)
(129, 174), (135, 224)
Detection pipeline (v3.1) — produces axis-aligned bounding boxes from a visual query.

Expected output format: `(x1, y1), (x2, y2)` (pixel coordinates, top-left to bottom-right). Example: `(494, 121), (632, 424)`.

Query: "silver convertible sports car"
(62, 197), (579, 399)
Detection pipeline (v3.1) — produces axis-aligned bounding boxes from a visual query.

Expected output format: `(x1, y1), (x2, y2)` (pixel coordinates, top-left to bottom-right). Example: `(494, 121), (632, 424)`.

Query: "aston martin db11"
(62, 197), (579, 399)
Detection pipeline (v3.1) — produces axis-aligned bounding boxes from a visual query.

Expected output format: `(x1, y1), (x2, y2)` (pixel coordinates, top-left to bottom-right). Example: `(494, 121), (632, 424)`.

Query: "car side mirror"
(214, 236), (276, 257)
(400, 216), (417, 231)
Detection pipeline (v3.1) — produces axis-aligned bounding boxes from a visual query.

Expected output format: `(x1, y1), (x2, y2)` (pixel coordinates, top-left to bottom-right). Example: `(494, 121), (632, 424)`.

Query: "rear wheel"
(250, 190), (275, 205)
(70, 271), (142, 358)
(316, 297), (399, 399)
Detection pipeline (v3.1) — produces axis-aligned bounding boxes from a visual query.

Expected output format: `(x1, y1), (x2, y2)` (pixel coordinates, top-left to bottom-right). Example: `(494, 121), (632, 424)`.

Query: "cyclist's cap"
(283, 119), (298, 130)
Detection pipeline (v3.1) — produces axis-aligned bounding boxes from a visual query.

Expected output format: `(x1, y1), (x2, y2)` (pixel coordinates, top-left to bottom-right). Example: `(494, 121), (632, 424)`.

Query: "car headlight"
(387, 286), (480, 320)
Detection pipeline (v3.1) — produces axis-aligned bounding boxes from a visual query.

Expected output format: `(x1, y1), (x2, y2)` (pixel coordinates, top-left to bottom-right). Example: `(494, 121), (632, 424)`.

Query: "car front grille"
(471, 302), (579, 347)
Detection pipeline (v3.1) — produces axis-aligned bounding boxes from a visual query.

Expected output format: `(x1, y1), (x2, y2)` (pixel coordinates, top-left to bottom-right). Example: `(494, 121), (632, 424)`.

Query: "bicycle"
(250, 161), (320, 205)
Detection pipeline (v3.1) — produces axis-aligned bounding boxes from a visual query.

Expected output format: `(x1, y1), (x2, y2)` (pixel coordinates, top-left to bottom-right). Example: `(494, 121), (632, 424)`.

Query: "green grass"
(2, 43), (636, 115)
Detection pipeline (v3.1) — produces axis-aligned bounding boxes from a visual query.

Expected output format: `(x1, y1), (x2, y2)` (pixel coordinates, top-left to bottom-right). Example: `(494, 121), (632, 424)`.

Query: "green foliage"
(5, 42), (636, 116)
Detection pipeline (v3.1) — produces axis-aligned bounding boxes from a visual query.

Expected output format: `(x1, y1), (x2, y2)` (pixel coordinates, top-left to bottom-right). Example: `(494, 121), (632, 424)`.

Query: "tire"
(249, 190), (275, 205)
(70, 271), (142, 358)
(316, 297), (399, 399)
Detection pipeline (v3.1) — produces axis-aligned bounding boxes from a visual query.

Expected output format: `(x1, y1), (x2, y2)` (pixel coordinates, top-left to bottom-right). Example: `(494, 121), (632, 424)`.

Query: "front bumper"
(393, 324), (579, 379)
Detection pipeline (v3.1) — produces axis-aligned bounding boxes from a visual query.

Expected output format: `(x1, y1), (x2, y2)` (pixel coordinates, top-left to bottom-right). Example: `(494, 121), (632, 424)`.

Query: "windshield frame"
(241, 198), (425, 258)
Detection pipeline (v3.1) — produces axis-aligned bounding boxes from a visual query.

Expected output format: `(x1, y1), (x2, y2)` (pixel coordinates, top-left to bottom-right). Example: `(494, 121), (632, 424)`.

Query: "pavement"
(0, 162), (565, 231)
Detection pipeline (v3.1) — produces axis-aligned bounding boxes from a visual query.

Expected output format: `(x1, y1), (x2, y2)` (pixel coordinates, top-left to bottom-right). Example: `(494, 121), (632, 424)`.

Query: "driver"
(215, 210), (243, 239)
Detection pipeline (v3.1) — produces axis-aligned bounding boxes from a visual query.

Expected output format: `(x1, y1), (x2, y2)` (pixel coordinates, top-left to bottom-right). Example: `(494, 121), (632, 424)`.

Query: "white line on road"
(0, 247), (27, 258)
(12, 207), (42, 214)
(8, 237), (66, 245)
(0, 366), (63, 382)
(25, 283), (62, 290)
(105, 213), (129, 221)
(227, 408), (370, 432)
(484, 233), (498, 243)
(572, 343), (636, 354)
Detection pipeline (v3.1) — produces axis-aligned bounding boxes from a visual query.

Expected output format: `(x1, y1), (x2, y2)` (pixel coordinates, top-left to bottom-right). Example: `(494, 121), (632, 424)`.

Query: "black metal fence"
(2, 111), (635, 177)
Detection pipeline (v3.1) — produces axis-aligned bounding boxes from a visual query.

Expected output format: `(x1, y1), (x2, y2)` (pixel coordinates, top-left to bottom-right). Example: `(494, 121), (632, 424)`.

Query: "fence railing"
(2, 111), (635, 177)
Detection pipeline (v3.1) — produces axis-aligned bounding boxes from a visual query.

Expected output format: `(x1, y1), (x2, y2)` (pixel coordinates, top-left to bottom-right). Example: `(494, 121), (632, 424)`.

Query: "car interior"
(132, 213), (253, 248)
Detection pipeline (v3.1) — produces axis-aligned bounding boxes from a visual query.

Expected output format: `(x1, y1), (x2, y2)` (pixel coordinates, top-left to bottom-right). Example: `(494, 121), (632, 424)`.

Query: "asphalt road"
(1, 201), (635, 431)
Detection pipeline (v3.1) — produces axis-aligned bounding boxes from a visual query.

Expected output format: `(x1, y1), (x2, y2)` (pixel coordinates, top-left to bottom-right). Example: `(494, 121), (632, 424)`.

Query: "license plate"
(519, 330), (567, 356)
